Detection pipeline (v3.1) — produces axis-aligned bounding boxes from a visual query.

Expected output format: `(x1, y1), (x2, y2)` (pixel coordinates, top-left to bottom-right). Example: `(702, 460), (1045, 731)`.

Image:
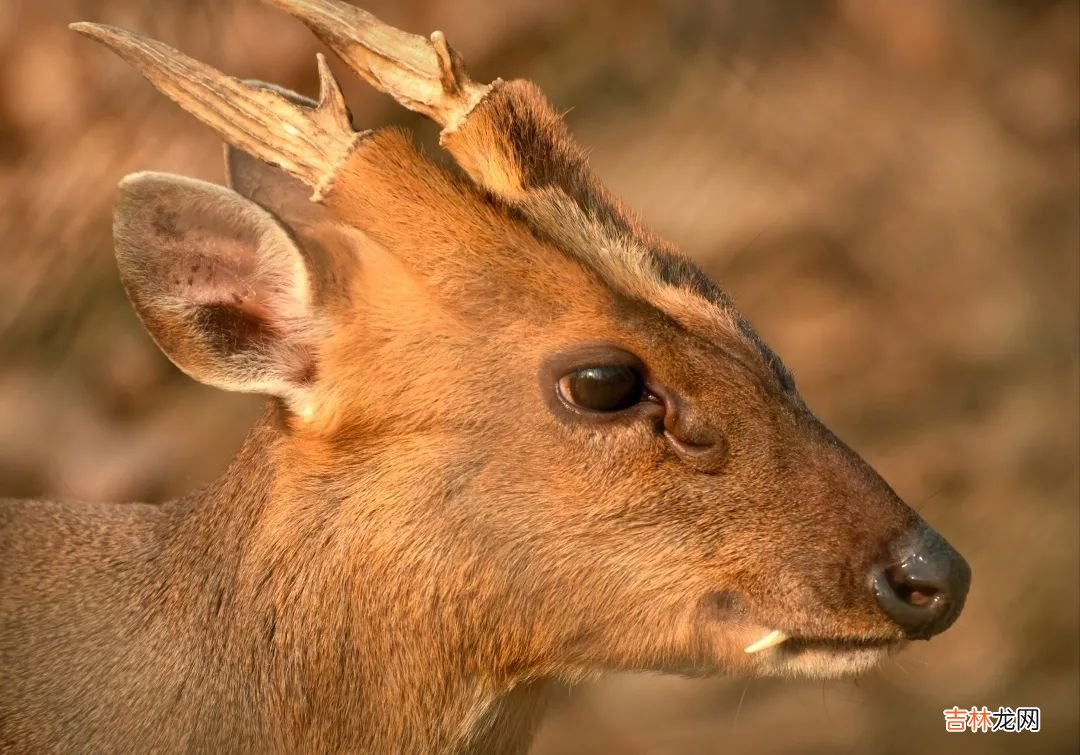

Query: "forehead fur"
(442, 81), (731, 306)
(438, 80), (767, 355)
(309, 85), (775, 381)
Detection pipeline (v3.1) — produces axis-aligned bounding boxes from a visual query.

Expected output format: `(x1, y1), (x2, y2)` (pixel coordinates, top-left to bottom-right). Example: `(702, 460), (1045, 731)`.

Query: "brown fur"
(0, 10), (966, 755)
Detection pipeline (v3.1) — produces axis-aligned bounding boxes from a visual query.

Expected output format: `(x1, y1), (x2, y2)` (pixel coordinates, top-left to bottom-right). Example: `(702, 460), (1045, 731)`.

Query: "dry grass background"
(1, 1), (1077, 753)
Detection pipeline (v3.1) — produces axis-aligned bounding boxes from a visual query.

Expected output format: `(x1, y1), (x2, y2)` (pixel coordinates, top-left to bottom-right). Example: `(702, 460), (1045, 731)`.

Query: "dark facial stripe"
(649, 247), (727, 305)
(474, 153), (790, 392)
(736, 315), (796, 392)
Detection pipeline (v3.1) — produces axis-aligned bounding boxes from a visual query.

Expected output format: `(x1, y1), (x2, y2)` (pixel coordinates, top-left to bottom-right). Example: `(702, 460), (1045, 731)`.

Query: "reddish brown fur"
(0, 6), (966, 754)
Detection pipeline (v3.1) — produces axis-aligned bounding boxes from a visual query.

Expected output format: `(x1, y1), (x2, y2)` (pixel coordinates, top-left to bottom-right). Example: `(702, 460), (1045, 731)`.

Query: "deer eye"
(557, 366), (646, 413)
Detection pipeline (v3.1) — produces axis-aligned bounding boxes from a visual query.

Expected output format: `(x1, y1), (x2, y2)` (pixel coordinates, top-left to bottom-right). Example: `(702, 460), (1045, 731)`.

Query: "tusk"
(744, 629), (790, 654)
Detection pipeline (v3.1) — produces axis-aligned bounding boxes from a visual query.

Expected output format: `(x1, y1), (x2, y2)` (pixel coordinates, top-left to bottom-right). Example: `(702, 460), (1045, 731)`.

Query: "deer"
(0, 1), (972, 753)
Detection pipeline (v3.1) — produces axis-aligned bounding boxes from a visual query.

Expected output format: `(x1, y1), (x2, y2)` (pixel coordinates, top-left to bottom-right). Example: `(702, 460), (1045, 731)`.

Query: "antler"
(70, 23), (363, 200)
(261, 2), (639, 229)
(264, 0), (493, 134)
(74, 4), (665, 276)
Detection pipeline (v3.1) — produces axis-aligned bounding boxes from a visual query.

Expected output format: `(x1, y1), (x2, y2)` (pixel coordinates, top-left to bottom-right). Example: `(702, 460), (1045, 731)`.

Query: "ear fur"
(113, 171), (320, 405)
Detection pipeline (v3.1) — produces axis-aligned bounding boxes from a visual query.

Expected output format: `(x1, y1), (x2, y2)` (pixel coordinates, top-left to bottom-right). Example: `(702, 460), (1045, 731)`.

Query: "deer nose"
(872, 527), (971, 639)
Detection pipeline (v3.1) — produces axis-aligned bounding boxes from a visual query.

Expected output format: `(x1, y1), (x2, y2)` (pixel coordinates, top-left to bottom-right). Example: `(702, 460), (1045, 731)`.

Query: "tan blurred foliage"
(1, 1), (1077, 753)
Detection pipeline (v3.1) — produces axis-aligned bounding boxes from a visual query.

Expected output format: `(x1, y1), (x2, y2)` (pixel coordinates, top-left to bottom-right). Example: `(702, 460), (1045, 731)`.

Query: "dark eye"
(557, 365), (646, 413)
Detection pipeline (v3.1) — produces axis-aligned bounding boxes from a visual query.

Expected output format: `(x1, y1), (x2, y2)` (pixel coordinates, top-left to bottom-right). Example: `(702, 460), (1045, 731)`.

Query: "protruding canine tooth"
(744, 629), (790, 654)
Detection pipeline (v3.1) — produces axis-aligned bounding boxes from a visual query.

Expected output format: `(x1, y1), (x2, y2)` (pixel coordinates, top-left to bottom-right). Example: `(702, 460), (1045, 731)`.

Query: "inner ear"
(114, 171), (319, 402)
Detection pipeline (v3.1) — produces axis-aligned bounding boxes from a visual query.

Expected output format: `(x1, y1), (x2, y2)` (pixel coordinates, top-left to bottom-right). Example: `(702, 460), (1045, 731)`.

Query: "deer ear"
(114, 172), (319, 405)
(225, 145), (329, 229)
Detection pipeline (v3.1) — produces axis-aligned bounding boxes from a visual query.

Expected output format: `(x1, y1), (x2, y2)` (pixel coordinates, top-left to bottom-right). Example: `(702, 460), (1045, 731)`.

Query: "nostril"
(873, 567), (945, 640)
(885, 565), (941, 608)
(901, 585), (937, 609)
(874, 528), (971, 640)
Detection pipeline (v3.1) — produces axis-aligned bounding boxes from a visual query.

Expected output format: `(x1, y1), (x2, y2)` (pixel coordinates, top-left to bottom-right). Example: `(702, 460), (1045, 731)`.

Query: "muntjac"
(0, 1), (970, 752)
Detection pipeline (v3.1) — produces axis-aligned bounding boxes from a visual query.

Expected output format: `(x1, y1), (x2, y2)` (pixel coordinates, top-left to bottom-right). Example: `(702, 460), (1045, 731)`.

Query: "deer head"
(71, 0), (969, 699)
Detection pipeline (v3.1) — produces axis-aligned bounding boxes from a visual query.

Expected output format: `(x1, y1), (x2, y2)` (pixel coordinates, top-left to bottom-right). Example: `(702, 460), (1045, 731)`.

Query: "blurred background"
(1, 0), (1076, 752)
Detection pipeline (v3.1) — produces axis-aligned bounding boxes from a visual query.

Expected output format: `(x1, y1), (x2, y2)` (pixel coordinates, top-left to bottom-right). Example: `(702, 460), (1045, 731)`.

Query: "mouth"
(739, 627), (903, 678)
(696, 593), (906, 678)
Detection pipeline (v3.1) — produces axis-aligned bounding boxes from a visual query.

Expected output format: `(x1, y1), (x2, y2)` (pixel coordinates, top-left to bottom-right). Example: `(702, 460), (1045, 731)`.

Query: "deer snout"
(872, 526), (971, 640)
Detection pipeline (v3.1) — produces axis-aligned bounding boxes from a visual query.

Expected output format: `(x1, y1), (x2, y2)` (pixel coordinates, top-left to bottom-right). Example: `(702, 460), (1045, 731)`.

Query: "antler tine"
(70, 23), (363, 200)
(264, 0), (493, 133)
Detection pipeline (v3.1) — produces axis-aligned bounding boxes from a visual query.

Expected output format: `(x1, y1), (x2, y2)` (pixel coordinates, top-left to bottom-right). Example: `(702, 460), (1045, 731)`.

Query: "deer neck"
(165, 404), (552, 754)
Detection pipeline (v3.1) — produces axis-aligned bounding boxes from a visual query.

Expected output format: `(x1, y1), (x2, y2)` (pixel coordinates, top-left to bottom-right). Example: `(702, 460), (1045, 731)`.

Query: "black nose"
(872, 526), (971, 639)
